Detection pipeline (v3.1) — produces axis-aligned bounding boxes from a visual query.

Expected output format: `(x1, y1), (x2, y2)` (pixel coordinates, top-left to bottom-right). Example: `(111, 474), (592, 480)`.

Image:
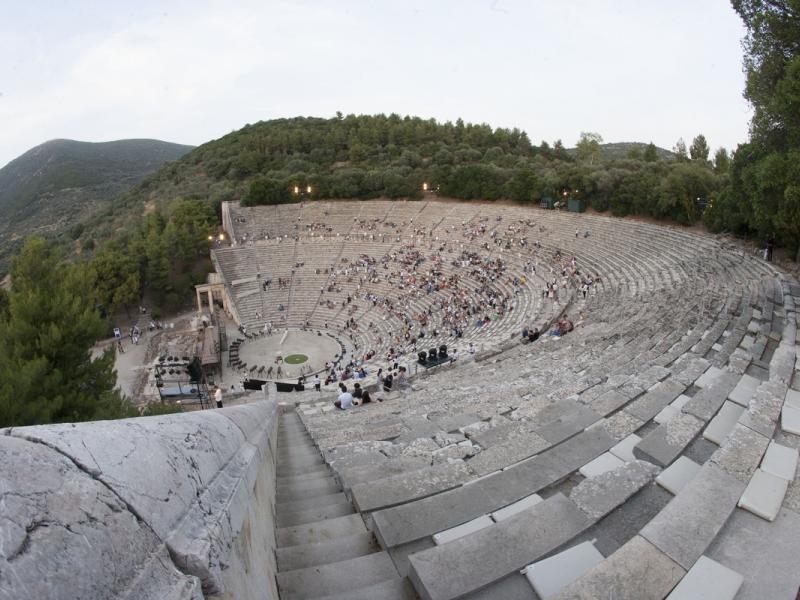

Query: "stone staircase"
(274, 410), (417, 599)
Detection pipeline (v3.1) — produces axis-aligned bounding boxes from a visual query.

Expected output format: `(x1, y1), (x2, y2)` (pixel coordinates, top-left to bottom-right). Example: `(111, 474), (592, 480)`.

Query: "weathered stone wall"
(0, 397), (279, 600)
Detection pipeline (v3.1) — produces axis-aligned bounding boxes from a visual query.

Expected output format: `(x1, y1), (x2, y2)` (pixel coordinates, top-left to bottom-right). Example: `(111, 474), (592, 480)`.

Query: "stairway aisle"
(274, 410), (417, 600)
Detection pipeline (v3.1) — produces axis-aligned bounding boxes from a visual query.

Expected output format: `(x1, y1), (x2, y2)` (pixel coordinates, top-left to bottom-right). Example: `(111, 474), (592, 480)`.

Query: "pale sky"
(0, 0), (751, 168)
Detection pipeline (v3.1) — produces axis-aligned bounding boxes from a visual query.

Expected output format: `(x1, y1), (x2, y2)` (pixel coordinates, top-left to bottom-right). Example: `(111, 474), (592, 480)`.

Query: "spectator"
(334, 388), (354, 410)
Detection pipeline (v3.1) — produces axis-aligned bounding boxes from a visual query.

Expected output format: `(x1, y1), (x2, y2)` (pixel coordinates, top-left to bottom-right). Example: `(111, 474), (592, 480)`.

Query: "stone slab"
(708, 423), (769, 484)
(275, 531), (376, 571)
(683, 370), (741, 421)
(570, 460), (659, 520)
(785, 388), (800, 410)
(467, 431), (550, 476)
(666, 555), (743, 600)
(351, 461), (471, 512)
(521, 541), (604, 599)
(695, 365), (724, 388)
(703, 401), (746, 445)
(408, 493), (591, 600)
(490, 494), (543, 522)
(469, 421), (533, 449)
(782, 404), (800, 435)
(739, 380), (787, 437)
(656, 456), (701, 495)
(312, 576), (416, 600)
(641, 463), (746, 570)
(728, 373), (760, 407)
(578, 452), (625, 478)
(550, 536), (685, 600)
(654, 404), (680, 424)
(432, 515), (494, 545)
(608, 433), (642, 462)
(431, 413), (482, 433)
(586, 388), (629, 417)
(706, 503), (800, 600)
(761, 441), (798, 481)
(0, 435), (203, 600)
(337, 456), (431, 491)
(277, 513), (367, 547)
(536, 404), (602, 444)
(276, 551), (397, 599)
(737, 468), (788, 522)
(671, 394), (691, 411)
(634, 412), (704, 467)
(625, 379), (686, 423)
(372, 427), (616, 548)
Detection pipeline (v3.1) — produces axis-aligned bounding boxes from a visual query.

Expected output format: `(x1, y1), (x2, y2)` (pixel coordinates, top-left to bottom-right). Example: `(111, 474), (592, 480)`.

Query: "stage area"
(235, 329), (343, 379)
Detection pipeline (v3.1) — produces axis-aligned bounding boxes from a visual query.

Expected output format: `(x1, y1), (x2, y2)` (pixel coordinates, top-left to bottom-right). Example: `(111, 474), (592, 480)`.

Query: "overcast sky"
(0, 0), (751, 168)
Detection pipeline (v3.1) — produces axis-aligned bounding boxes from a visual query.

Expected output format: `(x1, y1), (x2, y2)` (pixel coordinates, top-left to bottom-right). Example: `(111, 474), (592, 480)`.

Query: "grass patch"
(284, 354), (308, 364)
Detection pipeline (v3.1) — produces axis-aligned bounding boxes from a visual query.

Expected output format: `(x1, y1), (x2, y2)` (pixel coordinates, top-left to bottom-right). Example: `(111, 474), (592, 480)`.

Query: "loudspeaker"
(243, 379), (266, 391)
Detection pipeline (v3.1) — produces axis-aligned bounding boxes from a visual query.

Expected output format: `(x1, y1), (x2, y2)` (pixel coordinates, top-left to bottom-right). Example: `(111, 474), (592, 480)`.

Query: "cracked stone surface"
(570, 460), (660, 520)
(5, 400), (277, 595)
(0, 434), (202, 600)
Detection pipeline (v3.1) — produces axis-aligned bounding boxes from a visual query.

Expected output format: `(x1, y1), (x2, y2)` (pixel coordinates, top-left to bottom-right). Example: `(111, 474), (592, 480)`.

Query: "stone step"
(277, 501), (355, 528)
(311, 576), (417, 600)
(277, 465), (330, 483)
(276, 531), (378, 571)
(276, 476), (340, 502)
(276, 551), (398, 600)
(277, 513), (368, 547)
(277, 447), (321, 462)
(276, 491), (348, 513)
(276, 456), (326, 476)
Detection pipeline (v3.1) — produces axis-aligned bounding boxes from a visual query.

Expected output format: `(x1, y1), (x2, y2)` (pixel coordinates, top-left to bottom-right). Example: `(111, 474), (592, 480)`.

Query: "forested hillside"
(100, 114), (722, 237)
(0, 138), (193, 273)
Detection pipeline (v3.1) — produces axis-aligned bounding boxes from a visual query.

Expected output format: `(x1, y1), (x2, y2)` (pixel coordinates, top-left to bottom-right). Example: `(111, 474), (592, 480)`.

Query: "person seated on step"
(528, 327), (540, 343)
(359, 390), (373, 405)
(334, 387), (354, 410)
(352, 382), (363, 402)
(382, 372), (394, 393)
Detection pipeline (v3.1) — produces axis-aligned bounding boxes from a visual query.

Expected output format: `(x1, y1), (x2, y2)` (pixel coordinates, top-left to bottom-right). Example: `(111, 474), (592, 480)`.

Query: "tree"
(689, 134), (710, 161)
(673, 138), (688, 162)
(0, 238), (134, 427)
(728, 0), (800, 252)
(625, 145), (643, 160)
(90, 245), (140, 316)
(713, 147), (731, 174)
(643, 142), (659, 162)
(244, 176), (292, 206)
(576, 132), (604, 164)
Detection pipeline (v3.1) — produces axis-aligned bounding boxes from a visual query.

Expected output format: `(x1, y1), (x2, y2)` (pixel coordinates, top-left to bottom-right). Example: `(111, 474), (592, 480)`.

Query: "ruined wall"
(0, 398), (279, 600)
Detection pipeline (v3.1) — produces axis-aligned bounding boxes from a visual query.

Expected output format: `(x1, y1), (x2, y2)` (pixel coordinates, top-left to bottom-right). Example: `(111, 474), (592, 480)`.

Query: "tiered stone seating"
(214, 200), (800, 597)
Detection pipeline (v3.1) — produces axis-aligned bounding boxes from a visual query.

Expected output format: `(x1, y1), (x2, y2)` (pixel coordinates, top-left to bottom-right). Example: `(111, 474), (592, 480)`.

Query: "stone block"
(408, 494), (591, 600)
(666, 555), (743, 600)
(351, 461), (471, 512)
(695, 365), (724, 388)
(641, 463), (746, 570)
(570, 460), (659, 520)
(490, 493), (543, 522)
(432, 515), (494, 545)
(521, 541), (604, 599)
(703, 401), (746, 445)
(589, 410), (644, 441)
(656, 456), (701, 495)
(469, 421), (536, 450)
(578, 452), (625, 478)
(708, 423), (769, 484)
(535, 404), (602, 444)
(782, 404), (800, 435)
(760, 441), (798, 481)
(785, 388), (800, 410)
(466, 430), (549, 476)
(550, 536), (685, 600)
(654, 404), (680, 424)
(739, 381), (787, 438)
(634, 412), (704, 467)
(626, 379), (686, 423)
(609, 433), (642, 462)
(738, 468), (789, 522)
(728, 373), (761, 407)
(683, 370), (740, 421)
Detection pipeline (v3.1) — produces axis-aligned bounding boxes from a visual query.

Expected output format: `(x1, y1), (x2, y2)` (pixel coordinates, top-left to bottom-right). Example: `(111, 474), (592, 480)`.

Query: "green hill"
(0, 138), (193, 273)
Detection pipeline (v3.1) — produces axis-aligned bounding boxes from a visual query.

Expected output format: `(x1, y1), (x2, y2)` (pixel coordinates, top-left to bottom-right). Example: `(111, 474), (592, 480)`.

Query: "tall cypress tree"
(0, 238), (134, 426)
